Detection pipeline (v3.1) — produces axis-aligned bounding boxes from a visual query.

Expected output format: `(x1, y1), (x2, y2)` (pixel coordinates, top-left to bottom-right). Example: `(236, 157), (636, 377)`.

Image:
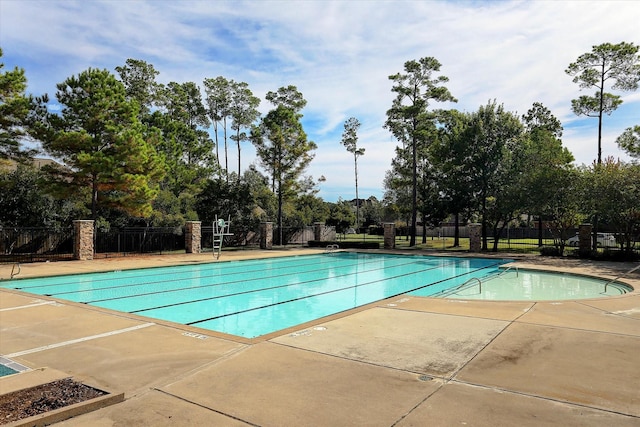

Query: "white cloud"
(1, 0), (638, 201)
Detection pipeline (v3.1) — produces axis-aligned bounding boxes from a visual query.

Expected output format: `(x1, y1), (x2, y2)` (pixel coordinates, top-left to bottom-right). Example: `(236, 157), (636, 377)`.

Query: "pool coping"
(1, 250), (638, 344)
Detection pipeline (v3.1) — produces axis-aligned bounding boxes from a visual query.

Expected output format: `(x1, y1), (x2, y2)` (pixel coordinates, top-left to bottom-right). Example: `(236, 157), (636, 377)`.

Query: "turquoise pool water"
(421, 269), (632, 301)
(3, 253), (631, 338)
(1, 253), (506, 338)
(0, 365), (18, 377)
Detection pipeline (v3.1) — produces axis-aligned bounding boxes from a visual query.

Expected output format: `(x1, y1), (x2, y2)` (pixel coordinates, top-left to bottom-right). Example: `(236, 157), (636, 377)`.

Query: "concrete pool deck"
(1, 250), (639, 426)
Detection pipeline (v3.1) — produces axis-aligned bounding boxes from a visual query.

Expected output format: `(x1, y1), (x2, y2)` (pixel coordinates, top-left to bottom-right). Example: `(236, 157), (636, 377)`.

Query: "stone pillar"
(314, 222), (325, 241)
(73, 220), (94, 260)
(185, 221), (202, 254)
(469, 223), (482, 253)
(578, 223), (592, 257)
(260, 222), (273, 250)
(383, 222), (396, 249)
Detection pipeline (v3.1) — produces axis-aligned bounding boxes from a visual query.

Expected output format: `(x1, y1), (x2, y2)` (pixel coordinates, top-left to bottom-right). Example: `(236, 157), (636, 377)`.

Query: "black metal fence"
(200, 224), (262, 252)
(95, 227), (185, 257)
(340, 225), (638, 254)
(0, 227), (74, 263)
(274, 226), (315, 246)
(2, 223), (635, 264)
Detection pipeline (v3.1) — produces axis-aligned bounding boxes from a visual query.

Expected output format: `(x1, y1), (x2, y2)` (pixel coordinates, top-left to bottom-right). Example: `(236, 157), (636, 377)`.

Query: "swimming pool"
(2, 253), (632, 338)
(1, 253), (507, 338)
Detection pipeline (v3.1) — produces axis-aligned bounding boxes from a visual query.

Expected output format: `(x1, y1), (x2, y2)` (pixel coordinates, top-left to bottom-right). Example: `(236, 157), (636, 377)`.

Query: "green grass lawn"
(335, 234), (556, 254)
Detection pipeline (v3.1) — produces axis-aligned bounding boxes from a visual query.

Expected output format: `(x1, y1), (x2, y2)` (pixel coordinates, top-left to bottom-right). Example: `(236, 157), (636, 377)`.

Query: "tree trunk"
(492, 223), (506, 252)
(277, 179), (283, 246)
(237, 131), (241, 182)
(354, 155), (359, 231)
(481, 198), (488, 251)
(91, 173), (98, 221)
(223, 117), (229, 182)
(597, 61), (605, 165)
(453, 212), (460, 247)
(410, 130), (417, 247)
(538, 215), (543, 247)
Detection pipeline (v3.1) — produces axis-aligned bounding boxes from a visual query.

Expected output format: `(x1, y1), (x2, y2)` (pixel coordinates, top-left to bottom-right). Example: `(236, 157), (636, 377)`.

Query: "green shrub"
(308, 240), (380, 249)
(539, 246), (560, 256)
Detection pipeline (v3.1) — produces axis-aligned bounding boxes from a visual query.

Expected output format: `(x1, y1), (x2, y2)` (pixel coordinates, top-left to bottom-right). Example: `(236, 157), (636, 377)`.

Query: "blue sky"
(1, 0), (639, 202)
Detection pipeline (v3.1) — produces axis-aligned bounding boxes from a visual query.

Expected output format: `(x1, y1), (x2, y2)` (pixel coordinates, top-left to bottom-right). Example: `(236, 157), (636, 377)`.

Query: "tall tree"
(382, 161), (412, 237)
(0, 48), (39, 162)
(265, 85), (307, 112)
(385, 57), (456, 246)
(326, 199), (356, 234)
(565, 42), (640, 164)
(585, 159), (640, 255)
(41, 68), (165, 221)
(203, 76), (232, 175)
(616, 125), (640, 160)
(115, 59), (162, 118)
(251, 86), (316, 244)
(156, 81), (215, 188)
(522, 101), (563, 139)
(360, 196), (384, 228)
(520, 102), (573, 246)
(0, 165), (60, 227)
(229, 80), (260, 180)
(431, 109), (474, 247)
(545, 167), (585, 256)
(465, 100), (523, 250)
(340, 117), (365, 230)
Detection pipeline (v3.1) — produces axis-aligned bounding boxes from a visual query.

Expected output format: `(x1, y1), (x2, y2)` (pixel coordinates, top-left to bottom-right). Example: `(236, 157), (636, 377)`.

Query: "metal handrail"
(325, 244), (340, 253)
(498, 265), (519, 277)
(603, 264), (640, 293)
(438, 277), (482, 297)
(10, 263), (20, 279)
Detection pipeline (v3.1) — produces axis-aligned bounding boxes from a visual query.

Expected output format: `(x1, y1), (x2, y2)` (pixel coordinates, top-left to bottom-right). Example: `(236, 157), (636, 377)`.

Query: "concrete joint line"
(5, 323), (155, 358)
(0, 301), (57, 312)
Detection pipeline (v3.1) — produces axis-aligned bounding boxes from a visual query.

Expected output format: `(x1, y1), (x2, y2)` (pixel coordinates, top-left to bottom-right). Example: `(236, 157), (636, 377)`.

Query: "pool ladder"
(325, 244), (340, 253)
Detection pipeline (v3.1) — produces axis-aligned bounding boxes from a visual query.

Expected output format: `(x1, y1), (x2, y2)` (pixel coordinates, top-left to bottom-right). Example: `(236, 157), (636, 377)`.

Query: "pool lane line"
(3, 254), (336, 291)
(119, 259), (465, 314)
(6, 255), (337, 292)
(4, 323), (155, 358)
(9, 253), (416, 298)
(61, 256), (461, 305)
(41, 253), (450, 299)
(7, 252), (462, 296)
(186, 262), (505, 326)
(7, 253), (360, 292)
(54, 256), (432, 302)
(89, 257), (468, 308)
(153, 260), (501, 324)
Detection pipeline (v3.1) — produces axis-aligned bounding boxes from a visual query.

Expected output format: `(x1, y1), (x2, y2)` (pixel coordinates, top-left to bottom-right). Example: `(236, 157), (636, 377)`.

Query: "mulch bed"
(0, 378), (106, 425)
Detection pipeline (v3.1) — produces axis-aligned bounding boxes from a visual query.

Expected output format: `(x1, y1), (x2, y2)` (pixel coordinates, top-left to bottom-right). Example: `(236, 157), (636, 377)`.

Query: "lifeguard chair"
(213, 215), (232, 259)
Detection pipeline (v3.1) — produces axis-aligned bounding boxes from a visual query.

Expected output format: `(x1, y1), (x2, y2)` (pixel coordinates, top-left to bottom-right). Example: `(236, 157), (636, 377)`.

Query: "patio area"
(1, 250), (639, 426)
